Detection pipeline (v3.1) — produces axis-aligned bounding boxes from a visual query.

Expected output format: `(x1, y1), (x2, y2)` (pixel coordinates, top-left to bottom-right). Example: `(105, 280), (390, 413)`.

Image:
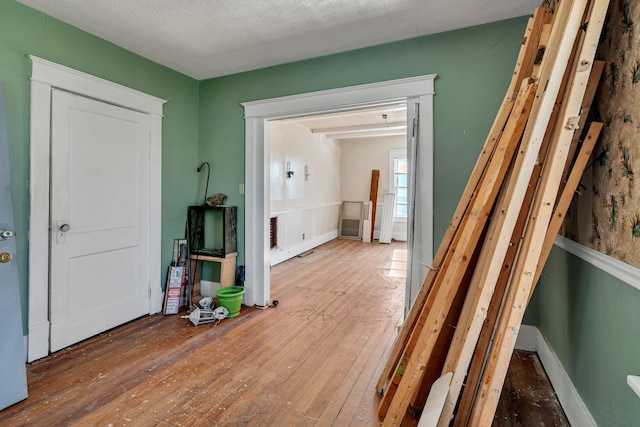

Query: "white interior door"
(49, 89), (151, 352)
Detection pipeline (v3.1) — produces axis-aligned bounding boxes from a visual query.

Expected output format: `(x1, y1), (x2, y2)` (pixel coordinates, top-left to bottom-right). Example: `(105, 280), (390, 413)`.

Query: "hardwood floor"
(0, 239), (567, 426)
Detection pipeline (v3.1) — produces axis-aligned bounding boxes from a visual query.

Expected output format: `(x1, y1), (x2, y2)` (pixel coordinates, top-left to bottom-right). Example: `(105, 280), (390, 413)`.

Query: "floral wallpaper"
(563, 1), (640, 266)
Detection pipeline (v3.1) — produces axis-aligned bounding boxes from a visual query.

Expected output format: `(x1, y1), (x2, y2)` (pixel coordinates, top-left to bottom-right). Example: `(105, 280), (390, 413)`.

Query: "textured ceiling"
(17, 0), (539, 80)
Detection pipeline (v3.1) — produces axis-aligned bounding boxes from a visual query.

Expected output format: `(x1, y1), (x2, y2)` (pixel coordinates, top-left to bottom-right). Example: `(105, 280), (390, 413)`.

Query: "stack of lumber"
(376, 0), (609, 425)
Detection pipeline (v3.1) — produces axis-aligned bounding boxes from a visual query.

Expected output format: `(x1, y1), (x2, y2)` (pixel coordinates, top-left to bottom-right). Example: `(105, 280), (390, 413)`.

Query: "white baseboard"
(514, 324), (539, 351)
(516, 325), (597, 427)
(270, 230), (338, 266)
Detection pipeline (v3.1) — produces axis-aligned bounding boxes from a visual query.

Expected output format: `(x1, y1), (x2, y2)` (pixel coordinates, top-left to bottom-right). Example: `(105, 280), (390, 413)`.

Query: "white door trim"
(27, 56), (166, 362)
(242, 75), (436, 308)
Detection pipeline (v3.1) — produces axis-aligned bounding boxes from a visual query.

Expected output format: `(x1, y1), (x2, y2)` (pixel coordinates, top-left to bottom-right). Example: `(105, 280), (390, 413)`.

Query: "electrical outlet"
(302, 233), (305, 240)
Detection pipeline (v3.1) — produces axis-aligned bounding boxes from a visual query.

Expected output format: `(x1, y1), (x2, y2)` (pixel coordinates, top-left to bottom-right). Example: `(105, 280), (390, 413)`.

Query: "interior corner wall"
(199, 15), (530, 270)
(339, 135), (406, 240)
(340, 135), (405, 201)
(0, 0), (200, 332)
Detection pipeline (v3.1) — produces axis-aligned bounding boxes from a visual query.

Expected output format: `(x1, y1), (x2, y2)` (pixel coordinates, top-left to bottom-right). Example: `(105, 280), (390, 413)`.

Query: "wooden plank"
(375, 7), (549, 397)
(514, 8), (555, 87)
(439, 159), (536, 427)
(442, 0), (598, 423)
(558, 60), (605, 194)
(450, 77), (570, 423)
(456, 1), (600, 421)
(369, 170), (380, 242)
(437, 5), (595, 424)
(448, 100), (560, 426)
(450, 172), (528, 427)
(532, 23), (553, 78)
(380, 78), (536, 413)
(445, 92), (561, 425)
(390, 0), (587, 420)
(534, 121), (603, 285)
(451, 103), (582, 425)
(468, 1), (609, 423)
(380, 79), (537, 425)
(410, 234), (484, 410)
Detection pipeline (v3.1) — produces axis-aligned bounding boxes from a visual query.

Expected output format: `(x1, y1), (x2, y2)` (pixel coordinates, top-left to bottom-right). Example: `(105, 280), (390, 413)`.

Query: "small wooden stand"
(190, 252), (238, 291)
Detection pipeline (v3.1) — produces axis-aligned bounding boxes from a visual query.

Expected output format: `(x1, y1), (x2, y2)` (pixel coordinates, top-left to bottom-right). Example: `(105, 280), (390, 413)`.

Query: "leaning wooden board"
(468, 1), (609, 423)
(369, 170), (380, 242)
(376, 1), (611, 425)
(375, 6), (549, 398)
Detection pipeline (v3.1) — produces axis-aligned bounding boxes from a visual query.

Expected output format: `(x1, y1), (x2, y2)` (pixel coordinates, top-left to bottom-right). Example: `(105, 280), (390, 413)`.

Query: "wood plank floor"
(0, 239), (568, 426)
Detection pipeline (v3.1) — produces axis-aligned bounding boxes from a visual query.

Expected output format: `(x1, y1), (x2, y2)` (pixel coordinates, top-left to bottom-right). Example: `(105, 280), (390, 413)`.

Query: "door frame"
(27, 56), (166, 362)
(242, 75), (436, 309)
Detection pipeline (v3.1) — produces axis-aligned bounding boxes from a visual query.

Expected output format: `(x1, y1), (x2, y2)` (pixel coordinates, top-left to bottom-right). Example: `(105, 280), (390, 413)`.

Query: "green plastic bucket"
(216, 286), (245, 318)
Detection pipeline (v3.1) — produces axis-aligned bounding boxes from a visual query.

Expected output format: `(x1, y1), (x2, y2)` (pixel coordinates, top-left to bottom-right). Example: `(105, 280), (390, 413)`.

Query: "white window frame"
(389, 149), (408, 222)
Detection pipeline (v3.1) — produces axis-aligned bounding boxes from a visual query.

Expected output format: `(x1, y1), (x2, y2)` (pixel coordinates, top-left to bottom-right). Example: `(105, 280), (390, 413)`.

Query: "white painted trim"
(27, 56), (166, 362)
(554, 235), (640, 292)
(516, 325), (597, 427)
(388, 148), (408, 221)
(148, 114), (164, 314)
(270, 201), (341, 217)
(514, 323), (539, 352)
(242, 75), (436, 310)
(29, 56), (165, 116)
(243, 75), (437, 119)
(270, 230), (339, 266)
(628, 376), (640, 399)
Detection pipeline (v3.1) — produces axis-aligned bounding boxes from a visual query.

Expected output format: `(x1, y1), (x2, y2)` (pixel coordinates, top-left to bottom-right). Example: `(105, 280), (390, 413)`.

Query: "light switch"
(239, 184), (245, 195)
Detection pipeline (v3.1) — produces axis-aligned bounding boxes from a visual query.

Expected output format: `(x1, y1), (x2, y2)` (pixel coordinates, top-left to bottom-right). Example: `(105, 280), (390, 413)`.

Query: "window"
(389, 149), (408, 219)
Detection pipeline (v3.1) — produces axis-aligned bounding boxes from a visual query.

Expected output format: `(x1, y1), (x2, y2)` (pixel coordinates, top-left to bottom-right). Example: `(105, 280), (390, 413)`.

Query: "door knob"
(0, 230), (13, 240)
(59, 224), (70, 232)
(0, 252), (12, 263)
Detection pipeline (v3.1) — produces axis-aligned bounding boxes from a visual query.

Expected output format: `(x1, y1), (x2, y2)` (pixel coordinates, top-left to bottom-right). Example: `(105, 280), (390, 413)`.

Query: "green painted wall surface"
(539, 247), (640, 425)
(199, 17), (530, 269)
(0, 1), (200, 331)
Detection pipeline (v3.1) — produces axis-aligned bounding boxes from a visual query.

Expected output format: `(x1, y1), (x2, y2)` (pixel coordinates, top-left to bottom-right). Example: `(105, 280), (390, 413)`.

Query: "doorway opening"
(242, 75), (436, 316)
(268, 104), (409, 268)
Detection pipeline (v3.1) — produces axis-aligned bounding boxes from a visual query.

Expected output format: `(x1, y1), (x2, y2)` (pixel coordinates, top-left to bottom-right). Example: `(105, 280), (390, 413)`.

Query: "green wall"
(199, 17), (530, 269)
(539, 247), (640, 425)
(0, 0), (200, 331)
